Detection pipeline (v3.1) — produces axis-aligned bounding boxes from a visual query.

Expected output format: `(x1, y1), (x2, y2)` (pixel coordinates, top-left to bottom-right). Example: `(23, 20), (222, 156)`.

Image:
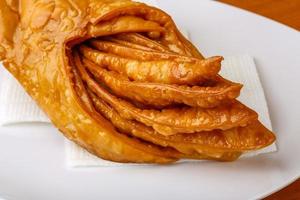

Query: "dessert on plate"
(0, 0), (275, 163)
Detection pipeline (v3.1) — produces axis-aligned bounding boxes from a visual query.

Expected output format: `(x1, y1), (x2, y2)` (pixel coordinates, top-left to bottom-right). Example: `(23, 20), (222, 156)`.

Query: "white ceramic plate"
(0, 0), (299, 199)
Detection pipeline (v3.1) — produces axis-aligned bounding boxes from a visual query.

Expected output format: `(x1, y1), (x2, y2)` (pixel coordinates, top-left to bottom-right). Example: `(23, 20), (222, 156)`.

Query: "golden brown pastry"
(75, 53), (257, 135)
(80, 45), (222, 85)
(82, 57), (242, 108)
(0, 0), (275, 163)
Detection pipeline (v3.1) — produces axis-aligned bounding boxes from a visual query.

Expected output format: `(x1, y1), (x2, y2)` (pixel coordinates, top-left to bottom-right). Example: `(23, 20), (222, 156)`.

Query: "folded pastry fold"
(0, 0), (275, 163)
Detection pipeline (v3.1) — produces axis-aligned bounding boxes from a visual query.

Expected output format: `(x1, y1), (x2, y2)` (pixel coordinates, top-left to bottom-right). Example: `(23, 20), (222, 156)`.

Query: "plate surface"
(0, 0), (299, 199)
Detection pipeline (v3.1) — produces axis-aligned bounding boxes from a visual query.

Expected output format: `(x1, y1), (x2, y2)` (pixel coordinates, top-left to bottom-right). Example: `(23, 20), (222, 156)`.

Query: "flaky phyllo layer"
(0, 0), (275, 163)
